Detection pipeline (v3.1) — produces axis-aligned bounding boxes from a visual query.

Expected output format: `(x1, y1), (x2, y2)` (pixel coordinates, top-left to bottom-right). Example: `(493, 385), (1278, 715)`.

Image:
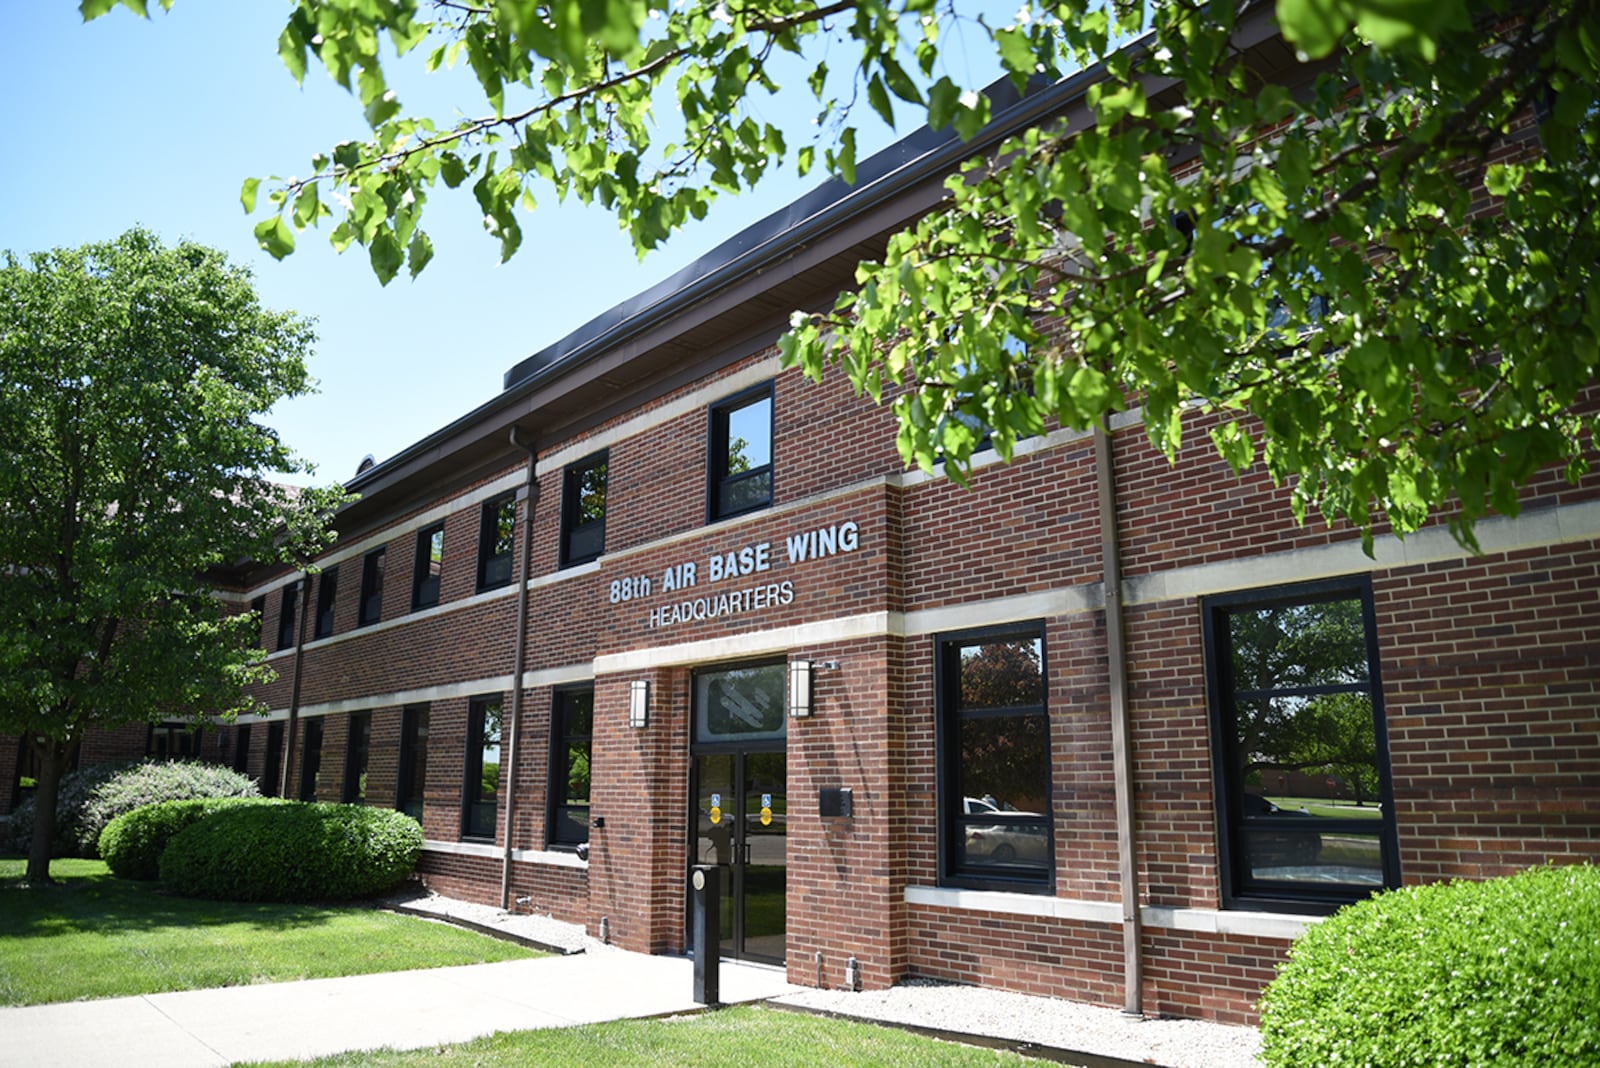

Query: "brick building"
(6, 16), (1598, 1026)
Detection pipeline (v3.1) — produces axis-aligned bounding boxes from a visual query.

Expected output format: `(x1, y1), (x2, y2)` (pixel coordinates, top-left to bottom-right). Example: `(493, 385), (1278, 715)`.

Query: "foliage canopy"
(85, 0), (1600, 551)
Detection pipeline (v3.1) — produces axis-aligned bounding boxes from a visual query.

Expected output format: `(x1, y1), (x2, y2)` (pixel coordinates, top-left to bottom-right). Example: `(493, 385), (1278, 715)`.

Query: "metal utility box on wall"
(819, 787), (853, 818)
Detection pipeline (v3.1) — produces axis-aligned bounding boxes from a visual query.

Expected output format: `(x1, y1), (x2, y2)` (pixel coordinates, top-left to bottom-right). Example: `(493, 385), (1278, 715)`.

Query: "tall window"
(477, 494), (516, 590)
(313, 566), (338, 639)
(343, 711), (371, 803)
(548, 688), (593, 848)
(412, 523), (444, 610)
(1203, 580), (1399, 913)
(397, 703), (429, 821)
(707, 384), (773, 521)
(262, 721), (284, 798)
(276, 584), (299, 651)
(359, 547), (385, 626)
(231, 725), (251, 775)
(560, 452), (607, 568)
(299, 718), (324, 802)
(938, 625), (1052, 890)
(462, 696), (503, 839)
(249, 595), (266, 646)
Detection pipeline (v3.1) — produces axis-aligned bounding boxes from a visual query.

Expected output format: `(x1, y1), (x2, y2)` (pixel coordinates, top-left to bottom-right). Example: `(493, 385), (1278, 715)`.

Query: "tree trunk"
(23, 741), (67, 886)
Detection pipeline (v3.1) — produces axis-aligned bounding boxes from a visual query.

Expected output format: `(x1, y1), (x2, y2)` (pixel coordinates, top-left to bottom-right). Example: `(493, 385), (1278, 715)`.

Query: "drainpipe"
(1095, 419), (1143, 1017)
(280, 574), (311, 799)
(501, 427), (540, 909)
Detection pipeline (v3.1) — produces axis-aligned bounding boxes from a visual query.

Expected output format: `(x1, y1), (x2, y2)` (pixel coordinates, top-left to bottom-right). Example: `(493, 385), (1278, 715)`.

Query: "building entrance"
(687, 660), (788, 964)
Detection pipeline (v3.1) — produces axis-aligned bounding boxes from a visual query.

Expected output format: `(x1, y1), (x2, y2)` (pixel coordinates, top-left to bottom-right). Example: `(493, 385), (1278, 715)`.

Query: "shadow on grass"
(0, 855), (361, 941)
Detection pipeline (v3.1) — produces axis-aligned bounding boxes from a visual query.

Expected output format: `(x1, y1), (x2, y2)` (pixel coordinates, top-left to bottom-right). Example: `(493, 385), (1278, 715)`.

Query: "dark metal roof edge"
(344, 42), (1151, 500)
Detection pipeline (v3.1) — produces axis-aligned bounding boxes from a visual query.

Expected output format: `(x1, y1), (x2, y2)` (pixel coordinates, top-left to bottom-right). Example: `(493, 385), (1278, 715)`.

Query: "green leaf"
(1277, 0), (1350, 59)
(239, 177), (261, 214)
(927, 77), (960, 131)
(407, 230), (434, 278)
(78, 0), (118, 19)
(252, 217), (296, 260)
(368, 229), (404, 285)
(866, 74), (895, 127)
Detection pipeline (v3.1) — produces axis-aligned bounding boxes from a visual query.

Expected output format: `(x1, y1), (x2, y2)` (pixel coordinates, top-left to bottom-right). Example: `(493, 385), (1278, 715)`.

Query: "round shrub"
(1259, 864), (1600, 1067)
(7, 758), (259, 859)
(160, 802), (423, 902)
(99, 797), (281, 880)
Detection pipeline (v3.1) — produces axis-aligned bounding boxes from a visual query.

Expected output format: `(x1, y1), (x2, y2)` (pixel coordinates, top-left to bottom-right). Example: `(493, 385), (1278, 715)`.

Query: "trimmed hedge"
(1259, 864), (1600, 1067)
(7, 759), (258, 858)
(160, 802), (423, 902)
(99, 797), (281, 880)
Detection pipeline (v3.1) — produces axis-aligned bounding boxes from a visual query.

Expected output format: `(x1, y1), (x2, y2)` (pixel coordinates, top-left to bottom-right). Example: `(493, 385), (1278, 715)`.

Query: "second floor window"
(477, 493), (516, 590)
(560, 452), (607, 567)
(313, 566), (338, 639)
(708, 384), (773, 521)
(359, 547), (385, 626)
(412, 523), (443, 610)
(276, 585), (299, 651)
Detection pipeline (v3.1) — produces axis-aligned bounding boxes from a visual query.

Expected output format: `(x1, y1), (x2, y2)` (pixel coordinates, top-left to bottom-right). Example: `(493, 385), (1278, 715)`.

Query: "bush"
(1259, 864), (1600, 1067)
(7, 759), (258, 859)
(160, 802), (423, 902)
(99, 797), (280, 880)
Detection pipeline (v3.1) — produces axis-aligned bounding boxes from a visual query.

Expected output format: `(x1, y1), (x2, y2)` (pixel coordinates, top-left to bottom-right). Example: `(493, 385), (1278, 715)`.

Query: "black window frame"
(706, 383), (774, 523)
(231, 724), (251, 775)
(461, 695), (504, 841)
(412, 522), (444, 610)
(249, 595), (266, 646)
(262, 721), (284, 798)
(298, 717), (324, 802)
(547, 686), (594, 850)
(276, 584), (299, 651)
(476, 493), (517, 591)
(396, 703), (429, 822)
(343, 711), (371, 803)
(313, 566), (338, 640)
(560, 451), (608, 568)
(935, 622), (1054, 893)
(1202, 577), (1402, 914)
(358, 547), (386, 627)
(148, 721), (203, 760)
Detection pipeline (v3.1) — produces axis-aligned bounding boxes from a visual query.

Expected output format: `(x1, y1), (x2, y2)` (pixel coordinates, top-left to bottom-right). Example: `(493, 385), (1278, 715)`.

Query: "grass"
(0, 857), (540, 1006)
(238, 1004), (1049, 1067)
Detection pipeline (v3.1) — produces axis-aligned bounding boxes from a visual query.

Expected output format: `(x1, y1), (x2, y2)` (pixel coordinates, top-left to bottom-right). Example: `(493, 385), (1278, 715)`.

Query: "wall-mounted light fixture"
(628, 679), (650, 729)
(788, 659), (813, 719)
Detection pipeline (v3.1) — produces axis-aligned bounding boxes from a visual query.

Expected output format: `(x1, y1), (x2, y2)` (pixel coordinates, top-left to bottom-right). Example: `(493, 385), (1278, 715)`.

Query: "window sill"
(906, 885), (1322, 941)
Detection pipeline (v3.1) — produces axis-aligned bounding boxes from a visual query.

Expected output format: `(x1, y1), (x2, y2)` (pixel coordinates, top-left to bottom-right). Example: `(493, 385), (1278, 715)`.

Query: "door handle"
(742, 842), (751, 866)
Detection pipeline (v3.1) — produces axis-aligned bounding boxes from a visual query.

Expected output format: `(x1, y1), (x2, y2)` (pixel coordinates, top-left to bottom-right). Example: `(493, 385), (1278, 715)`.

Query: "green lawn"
(239, 1004), (1048, 1067)
(0, 858), (540, 1006)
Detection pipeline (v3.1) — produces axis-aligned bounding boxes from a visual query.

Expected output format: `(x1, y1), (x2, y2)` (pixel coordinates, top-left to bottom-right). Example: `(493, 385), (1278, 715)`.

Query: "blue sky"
(5, 5), (1004, 485)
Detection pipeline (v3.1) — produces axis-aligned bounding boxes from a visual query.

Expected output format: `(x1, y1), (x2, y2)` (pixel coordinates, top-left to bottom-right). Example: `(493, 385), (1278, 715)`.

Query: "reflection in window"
(359, 547), (385, 626)
(463, 696), (502, 839)
(314, 566), (338, 639)
(549, 688), (593, 847)
(561, 452), (608, 567)
(708, 386), (773, 520)
(413, 523), (443, 609)
(1206, 582), (1398, 912)
(477, 494), (516, 590)
(940, 628), (1051, 889)
(397, 704), (429, 821)
(694, 662), (787, 744)
(298, 718), (324, 801)
(344, 711), (371, 803)
(277, 585), (299, 651)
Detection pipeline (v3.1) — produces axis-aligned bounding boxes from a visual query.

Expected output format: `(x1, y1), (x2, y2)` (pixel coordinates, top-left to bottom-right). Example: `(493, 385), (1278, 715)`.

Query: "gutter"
(1095, 420), (1143, 1016)
(501, 427), (540, 908)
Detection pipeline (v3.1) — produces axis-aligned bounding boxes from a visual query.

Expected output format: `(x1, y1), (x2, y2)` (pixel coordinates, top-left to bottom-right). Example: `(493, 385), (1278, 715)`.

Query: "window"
(249, 595), (266, 645)
(477, 494), (516, 591)
(276, 584), (299, 651)
(1203, 580), (1400, 913)
(548, 688), (593, 848)
(232, 725), (251, 775)
(708, 384), (773, 521)
(412, 523), (444, 610)
(560, 452), (607, 567)
(343, 712), (371, 803)
(937, 625), (1052, 890)
(298, 718), (324, 802)
(359, 547), (385, 626)
(462, 696), (502, 839)
(262, 721), (284, 798)
(148, 721), (202, 759)
(313, 566), (338, 639)
(397, 704), (429, 821)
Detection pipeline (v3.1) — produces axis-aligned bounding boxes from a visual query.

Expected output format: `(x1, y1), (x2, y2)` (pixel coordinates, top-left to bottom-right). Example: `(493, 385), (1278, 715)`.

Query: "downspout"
(501, 427), (540, 909)
(280, 574), (311, 799)
(1095, 419), (1144, 1016)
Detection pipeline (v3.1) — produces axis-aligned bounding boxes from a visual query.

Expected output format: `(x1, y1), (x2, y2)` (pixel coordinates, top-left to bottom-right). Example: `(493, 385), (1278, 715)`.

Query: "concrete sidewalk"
(0, 949), (799, 1068)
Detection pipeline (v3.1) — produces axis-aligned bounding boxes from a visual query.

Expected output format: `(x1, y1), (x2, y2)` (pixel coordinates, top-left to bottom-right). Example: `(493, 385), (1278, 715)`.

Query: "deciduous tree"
(0, 229), (344, 885)
(86, 0), (1600, 547)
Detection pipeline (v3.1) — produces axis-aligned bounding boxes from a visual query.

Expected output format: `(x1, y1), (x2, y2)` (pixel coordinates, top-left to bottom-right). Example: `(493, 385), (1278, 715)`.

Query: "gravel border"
(377, 886), (1263, 1067)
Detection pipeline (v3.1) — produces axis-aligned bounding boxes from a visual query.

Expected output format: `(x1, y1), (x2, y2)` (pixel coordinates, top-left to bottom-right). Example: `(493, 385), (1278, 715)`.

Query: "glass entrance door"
(692, 750), (787, 963)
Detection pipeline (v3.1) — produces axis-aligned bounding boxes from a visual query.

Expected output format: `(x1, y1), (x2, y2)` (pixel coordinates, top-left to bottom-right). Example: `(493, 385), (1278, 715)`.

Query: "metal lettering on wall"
(606, 520), (860, 629)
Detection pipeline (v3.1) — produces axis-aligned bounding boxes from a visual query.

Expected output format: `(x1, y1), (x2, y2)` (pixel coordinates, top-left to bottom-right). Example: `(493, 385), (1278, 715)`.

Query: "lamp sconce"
(788, 659), (813, 719)
(628, 679), (650, 729)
